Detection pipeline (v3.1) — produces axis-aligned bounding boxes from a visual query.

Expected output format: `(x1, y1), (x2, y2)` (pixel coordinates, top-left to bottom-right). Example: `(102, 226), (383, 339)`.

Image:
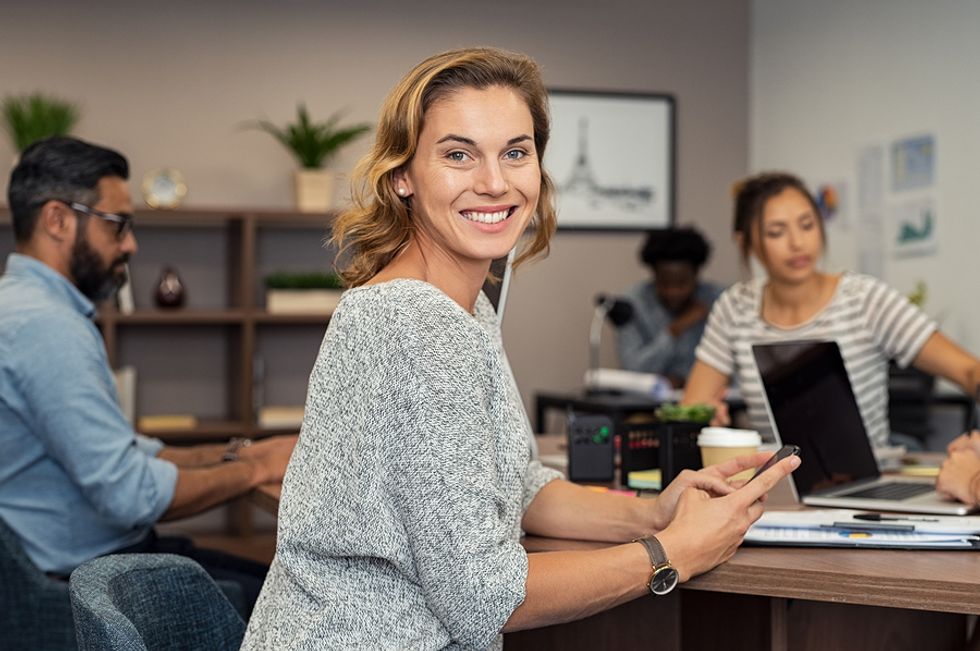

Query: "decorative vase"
(155, 266), (186, 309)
(294, 169), (334, 213)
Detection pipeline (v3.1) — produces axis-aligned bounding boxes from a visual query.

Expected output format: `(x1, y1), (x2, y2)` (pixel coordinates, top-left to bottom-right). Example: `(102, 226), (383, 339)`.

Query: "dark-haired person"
(683, 171), (980, 448)
(0, 136), (296, 611)
(616, 227), (722, 387)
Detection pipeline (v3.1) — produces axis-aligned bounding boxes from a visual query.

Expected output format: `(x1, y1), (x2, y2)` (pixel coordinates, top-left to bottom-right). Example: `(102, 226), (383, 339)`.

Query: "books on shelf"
(117, 266), (135, 314)
(259, 405), (305, 430)
(112, 365), (137, 425)
(137, 414), (199, 432)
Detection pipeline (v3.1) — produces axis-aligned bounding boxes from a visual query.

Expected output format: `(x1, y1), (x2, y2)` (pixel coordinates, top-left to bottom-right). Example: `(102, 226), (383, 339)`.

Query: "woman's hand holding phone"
(655, 450), (801, 583)
(746, 445), (800, 484)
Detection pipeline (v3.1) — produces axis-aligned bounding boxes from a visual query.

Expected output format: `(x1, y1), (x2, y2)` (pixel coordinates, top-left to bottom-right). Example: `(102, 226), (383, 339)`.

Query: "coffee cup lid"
(697, 427), (762, 447)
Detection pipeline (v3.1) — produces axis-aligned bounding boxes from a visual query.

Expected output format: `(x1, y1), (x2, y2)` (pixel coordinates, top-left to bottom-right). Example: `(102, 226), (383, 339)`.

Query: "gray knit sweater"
(242, 279), (561, 650)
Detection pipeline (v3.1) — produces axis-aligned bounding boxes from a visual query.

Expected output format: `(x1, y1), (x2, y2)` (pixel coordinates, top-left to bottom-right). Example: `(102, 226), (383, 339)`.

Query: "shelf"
(254, 312), (332, 325)
(104, 309), (247, 325)
(98, 309), (332, 325)
(140, 423), (301, 444)
(0, 204), (340, 448)
(253, 426), (303, 437)
(137, 419), (247, 442)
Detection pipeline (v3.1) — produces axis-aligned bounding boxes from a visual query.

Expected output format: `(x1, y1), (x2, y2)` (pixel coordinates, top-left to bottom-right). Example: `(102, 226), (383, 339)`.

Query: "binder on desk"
(746, 510), (980, 550)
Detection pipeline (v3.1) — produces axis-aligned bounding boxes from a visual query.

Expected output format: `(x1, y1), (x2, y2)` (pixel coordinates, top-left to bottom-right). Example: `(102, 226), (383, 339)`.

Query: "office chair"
(69, 553), (246, 651)
(887, 361), (935, 449)
(0, 516), (77, 650)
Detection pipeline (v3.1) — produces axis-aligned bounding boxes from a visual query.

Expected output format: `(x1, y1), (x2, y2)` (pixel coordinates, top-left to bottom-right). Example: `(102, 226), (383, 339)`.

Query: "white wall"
(1, 0), (750, 413)
(751, 0), (980, 351)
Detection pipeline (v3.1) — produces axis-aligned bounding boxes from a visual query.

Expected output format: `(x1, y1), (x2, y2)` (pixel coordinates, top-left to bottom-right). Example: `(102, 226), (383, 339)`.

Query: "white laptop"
(752, 340), (974, 516)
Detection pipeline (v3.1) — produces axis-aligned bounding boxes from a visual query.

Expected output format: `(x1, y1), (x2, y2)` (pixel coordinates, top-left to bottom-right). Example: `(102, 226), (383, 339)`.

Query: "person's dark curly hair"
(639, 226), (711, 271)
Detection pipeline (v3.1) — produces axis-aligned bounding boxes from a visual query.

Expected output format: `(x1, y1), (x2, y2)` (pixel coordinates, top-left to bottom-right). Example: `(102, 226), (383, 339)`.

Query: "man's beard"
(70, 237), (128, 303)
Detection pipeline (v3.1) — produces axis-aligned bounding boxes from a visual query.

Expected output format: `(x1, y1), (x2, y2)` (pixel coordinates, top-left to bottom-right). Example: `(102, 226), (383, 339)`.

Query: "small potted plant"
(2, 92), (80, 154)
(248, 103), (371, 213)
(652, 403), (715, 486)
(265, 271), (345, 314)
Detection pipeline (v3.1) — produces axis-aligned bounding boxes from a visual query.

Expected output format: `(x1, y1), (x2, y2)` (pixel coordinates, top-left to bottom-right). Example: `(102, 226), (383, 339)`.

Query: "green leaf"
(264, 271), (345, 289)
(654, 403), (716, 424)
(2, 92), (80, 152)
(244, 103), (371, 169)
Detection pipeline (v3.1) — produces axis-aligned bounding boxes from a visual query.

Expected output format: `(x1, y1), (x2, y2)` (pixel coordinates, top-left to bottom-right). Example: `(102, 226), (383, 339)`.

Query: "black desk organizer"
(621, 419), (703, 488)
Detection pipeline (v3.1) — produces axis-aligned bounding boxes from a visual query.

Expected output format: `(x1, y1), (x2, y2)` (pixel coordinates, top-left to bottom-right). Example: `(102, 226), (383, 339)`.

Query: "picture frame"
(546, 89), (675, 231)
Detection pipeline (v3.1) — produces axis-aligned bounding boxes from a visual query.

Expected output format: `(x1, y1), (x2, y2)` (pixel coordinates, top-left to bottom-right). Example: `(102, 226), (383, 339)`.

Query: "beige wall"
(0, 0), (749, 414)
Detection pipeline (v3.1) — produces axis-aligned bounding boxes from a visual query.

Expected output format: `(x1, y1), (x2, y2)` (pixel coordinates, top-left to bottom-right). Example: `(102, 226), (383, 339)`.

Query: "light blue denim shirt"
(0, 253), (177, 574)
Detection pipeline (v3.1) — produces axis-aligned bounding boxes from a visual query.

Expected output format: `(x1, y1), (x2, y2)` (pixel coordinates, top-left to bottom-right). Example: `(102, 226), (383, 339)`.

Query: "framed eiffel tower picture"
(547, 89), (675, 230)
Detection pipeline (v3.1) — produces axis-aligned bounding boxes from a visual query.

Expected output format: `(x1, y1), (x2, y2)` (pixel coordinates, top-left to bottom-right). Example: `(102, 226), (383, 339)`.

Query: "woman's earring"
(397, 187), (407, 197)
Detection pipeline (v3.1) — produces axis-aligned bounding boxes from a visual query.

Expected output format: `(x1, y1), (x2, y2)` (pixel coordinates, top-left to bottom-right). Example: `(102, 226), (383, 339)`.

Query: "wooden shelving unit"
(2, 207), (338, 444)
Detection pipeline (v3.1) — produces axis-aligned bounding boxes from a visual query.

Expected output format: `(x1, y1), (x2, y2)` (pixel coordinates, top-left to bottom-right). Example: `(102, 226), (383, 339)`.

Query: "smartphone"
(746, 445), (800, 483)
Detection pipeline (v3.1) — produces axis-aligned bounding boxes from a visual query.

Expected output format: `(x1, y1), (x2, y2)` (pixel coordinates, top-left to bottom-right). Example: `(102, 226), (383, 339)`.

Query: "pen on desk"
(853, 513), (940, 523)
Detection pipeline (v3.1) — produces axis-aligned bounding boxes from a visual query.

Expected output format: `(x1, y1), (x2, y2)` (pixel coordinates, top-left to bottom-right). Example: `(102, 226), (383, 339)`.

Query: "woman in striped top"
(683, 172), (980, 448)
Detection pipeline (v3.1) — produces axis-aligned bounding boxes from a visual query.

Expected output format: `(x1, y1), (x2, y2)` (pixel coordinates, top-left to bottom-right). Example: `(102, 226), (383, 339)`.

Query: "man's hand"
(240, 434), (298, 485)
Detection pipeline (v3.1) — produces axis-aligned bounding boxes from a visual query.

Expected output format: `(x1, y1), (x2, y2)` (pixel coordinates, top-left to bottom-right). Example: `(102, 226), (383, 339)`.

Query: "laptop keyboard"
(837, 481), (935, 501)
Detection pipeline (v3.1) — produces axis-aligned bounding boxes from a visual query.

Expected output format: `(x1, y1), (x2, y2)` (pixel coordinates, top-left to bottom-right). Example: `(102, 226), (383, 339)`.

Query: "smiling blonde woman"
(242, 48), (800, 651)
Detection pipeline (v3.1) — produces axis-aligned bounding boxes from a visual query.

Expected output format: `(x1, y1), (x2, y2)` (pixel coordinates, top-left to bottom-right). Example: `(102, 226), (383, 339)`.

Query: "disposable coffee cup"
(697, 427), (762, 481)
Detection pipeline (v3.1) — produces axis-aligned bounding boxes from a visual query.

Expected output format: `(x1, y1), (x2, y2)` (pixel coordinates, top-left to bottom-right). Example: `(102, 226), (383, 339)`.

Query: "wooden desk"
(250, 481), (979, 650)
(251, 482), (281, 516)
(509, 537), (980, 650)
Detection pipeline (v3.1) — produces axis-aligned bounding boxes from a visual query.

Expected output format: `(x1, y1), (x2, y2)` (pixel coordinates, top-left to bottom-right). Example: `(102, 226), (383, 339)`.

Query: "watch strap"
(636, 536), (669, 568)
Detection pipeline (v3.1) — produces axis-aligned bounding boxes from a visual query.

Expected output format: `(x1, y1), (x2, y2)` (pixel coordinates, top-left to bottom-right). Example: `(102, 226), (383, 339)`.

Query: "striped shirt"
(695, 272), (936, 448)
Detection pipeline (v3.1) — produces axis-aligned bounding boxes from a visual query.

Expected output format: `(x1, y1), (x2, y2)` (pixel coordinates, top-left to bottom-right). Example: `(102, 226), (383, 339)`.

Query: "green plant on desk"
(654, 402), (714, 424)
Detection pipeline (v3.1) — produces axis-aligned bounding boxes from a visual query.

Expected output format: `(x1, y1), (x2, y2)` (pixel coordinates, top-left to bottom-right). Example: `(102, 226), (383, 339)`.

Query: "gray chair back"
(0, 516), (77, 650)
(69, 553), (245, 651)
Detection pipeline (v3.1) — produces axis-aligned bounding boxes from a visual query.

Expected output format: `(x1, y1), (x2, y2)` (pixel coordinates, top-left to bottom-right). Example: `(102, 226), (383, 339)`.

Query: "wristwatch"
(636, 536), (679, 595)
(222, 437), (253, 463)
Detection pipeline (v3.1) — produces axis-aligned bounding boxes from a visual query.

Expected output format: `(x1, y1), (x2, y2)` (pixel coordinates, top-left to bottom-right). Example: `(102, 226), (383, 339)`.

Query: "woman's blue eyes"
(446, 149), (528, 162)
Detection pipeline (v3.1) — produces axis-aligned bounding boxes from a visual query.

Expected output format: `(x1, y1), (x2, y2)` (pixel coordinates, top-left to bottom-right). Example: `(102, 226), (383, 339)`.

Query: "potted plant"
(2, 92), (80, 153)
(248, 103), (371, 213)
(265, 271), (345, 314)
(652, 403), (715, 486)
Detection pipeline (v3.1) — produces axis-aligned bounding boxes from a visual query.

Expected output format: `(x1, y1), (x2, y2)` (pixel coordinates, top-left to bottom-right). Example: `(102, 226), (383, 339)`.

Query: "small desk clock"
(142, 168), (187, 209)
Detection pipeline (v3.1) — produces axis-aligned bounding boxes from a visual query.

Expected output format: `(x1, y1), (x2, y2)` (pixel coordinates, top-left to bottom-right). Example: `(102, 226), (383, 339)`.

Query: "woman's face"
(752, 187), (824, 283)
(398, 85), (540, 268)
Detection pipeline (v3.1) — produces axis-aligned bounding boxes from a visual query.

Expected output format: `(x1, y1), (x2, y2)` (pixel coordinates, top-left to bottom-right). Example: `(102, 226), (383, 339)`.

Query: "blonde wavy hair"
(331, 47), (558, 287)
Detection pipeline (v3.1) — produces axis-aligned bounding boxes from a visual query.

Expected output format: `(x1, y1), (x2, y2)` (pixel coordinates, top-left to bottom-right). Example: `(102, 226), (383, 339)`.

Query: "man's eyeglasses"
(59, 200), (135, 240)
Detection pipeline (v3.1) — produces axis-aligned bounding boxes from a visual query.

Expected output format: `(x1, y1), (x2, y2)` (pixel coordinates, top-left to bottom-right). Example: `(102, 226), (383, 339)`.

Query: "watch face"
(650, 566), (679, 595)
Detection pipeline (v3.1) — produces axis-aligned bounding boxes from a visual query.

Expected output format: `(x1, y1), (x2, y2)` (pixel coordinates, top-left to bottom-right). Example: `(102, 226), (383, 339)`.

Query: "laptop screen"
(752, 341), (881, 496)
(481, 248), (516, 323)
